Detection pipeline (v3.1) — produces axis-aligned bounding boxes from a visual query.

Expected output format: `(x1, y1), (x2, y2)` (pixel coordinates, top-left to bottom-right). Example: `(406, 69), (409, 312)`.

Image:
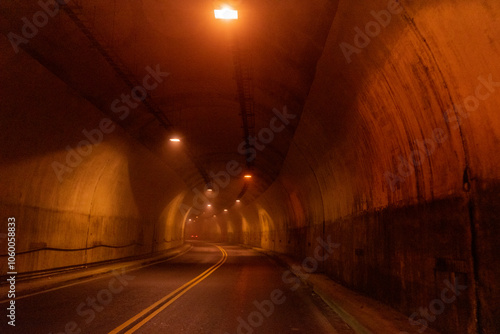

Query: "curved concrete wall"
(0, 37), (190, 273)
(226, 1), (500, 333)
(1, 0), (499, 333)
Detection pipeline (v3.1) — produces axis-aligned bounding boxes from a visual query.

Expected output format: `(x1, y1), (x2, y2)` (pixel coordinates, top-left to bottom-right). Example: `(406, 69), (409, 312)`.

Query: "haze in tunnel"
(1, 0), (499, 333)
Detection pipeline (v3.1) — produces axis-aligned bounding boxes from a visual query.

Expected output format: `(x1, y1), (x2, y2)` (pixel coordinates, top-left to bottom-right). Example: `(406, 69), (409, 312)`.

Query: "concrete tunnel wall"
(0, 39), (191, 274)
(221, 1), (500, 333)
(1, 0), (499, 333)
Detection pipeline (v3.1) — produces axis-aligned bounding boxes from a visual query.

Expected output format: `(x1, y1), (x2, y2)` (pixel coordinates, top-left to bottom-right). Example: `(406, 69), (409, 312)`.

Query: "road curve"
(2, 242), (354, 334)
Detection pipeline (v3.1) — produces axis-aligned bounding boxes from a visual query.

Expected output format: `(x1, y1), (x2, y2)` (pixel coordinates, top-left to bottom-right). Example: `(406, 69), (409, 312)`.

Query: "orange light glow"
(244, 174), (252, 178)
(236, 199), (241, 203)
(169, 138), (181, 142)
(214, 6), (238, 20)
(224, 209), (228, 212)
(207, 204), (212, 207)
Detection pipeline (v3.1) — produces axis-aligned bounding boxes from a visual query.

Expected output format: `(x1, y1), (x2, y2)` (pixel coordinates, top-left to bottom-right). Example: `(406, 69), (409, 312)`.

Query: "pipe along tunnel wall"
(1, 0), (499, 333)
(0, 38), (191, 273)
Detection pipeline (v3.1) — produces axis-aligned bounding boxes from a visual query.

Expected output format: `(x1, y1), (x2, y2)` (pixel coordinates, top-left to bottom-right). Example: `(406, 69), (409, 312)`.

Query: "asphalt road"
(1, 242), (354, 334)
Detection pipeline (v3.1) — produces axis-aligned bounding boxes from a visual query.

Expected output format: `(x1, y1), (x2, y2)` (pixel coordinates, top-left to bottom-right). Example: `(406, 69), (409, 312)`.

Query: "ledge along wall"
(0, 36), (190, 274)
(224, 1), (500, 333)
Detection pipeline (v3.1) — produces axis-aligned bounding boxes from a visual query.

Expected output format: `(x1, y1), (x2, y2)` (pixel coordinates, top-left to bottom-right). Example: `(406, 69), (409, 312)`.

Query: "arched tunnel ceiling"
(0, 0), (337, 211)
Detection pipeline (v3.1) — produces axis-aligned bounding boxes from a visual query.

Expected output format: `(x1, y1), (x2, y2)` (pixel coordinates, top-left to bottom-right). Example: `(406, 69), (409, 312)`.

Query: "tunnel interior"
(1, 1), (499, 333)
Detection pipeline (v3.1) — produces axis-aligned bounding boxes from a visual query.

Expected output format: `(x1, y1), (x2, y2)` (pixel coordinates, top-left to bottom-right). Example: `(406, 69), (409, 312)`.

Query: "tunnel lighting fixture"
(224, 209), (228, 212)
(244, 174), (252, 179)
(236, 199), (241, 203)
(207, 204), (212, 207)
(188, 219), (192, 222)
(214, 6), (238, 20)
(207, 188), (213, 192)
(169, 138), (181, 142)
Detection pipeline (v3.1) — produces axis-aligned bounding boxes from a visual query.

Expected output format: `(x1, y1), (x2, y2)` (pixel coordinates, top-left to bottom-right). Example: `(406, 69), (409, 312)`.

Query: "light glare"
(214, 7), (238, 20)
(169, 138), (181, 142)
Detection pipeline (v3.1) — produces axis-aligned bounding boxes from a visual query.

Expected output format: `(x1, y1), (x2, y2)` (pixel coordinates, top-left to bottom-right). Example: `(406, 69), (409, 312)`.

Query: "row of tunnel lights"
(176, 5), (239, 222)
(187, 190), (243, 222)
(171, 136), (252, 184)
(169, 137), (252, 203)
(187, 203), (233, 222)
(167, 5), (237, 143)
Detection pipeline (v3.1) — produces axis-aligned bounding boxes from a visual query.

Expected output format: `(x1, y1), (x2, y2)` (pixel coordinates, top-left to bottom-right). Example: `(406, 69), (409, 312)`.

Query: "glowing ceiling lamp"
(244, 174), (252, 179)
(214, 6), (238, 20)
(236, 199), (241, 203)
(224, 209), (228, 212)
(169, 138), (181, 142)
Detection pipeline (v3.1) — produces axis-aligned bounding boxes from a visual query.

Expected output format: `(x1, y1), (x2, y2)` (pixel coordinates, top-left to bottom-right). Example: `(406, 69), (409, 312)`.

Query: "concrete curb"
(245, 245), (441, 334)
(0, 243), (192, 303)
(312, 285), (373, 334)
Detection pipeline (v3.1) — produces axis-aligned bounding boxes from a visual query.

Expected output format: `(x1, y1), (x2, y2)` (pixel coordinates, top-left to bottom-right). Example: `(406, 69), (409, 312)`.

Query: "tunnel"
(0, 0), (499, 333)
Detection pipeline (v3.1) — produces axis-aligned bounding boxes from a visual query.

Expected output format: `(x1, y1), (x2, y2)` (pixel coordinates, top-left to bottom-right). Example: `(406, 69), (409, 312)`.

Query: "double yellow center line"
(108, 245), (228, 334)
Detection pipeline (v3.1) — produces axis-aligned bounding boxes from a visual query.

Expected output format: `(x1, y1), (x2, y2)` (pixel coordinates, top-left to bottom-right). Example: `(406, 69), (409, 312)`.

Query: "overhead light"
(169, 138), (181, 142)
(213, 215), (217, 217)
(207, 204), (212, 207)
(214, 6), (238, 20)
(244, 174), (252, 179)
(189, 219), (192, 222)
(207, 188), (213, 192)
(224, 209), (228, 212)
(236, 199), (241, 203)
